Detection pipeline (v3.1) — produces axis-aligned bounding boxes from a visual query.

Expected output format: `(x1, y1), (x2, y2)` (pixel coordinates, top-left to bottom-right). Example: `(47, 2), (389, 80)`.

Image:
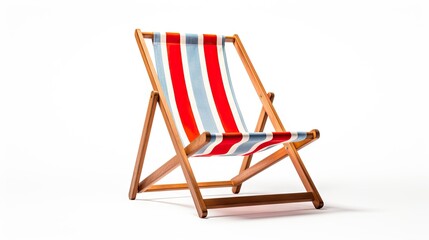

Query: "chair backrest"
(152, 32), (248, 145)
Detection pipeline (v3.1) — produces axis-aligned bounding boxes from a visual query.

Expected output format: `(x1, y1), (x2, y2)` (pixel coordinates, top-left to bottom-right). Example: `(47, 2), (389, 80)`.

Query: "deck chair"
(129, 29), (324, 218)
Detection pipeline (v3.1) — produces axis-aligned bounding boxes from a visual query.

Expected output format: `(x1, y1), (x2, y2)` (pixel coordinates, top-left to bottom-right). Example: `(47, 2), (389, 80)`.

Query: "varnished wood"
(204, 192), (314, 209)
(129, 91), (159, 200)
(142, 32), (235, 42)
(135, 29), (208, 217)
(232, 92), (275, 194)
(287, 143), (324, 208)
(146, 181), (233, 192)
(183, 132), (211, 156)
(137, 132), (211, 192)
(293, 129), (320, 149)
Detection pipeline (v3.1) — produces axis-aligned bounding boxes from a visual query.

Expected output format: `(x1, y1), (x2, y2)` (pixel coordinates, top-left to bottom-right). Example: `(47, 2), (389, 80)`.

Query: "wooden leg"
(177, 152), (208, 218)
(128, 91), (159, 200)
(232, 92), (274, 194)
(205, 192), (314, 209)
(286, 143), (324, 208)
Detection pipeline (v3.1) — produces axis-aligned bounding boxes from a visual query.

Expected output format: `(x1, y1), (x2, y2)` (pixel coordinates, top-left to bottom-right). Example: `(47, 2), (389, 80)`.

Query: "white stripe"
(160, 34), (189, 145)
(288, 132), (299, 142)
(200, 134), (223, 155)
(180, 34), (205, 133)
(242, 133), (273, 155)
(198, 35), (225, 133)
(217, 35), (247, 132)
(226, 133), (249, 155)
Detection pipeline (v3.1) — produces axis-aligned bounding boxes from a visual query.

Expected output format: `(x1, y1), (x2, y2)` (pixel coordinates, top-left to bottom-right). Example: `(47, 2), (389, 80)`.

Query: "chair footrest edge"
(204, 192), (314, 209)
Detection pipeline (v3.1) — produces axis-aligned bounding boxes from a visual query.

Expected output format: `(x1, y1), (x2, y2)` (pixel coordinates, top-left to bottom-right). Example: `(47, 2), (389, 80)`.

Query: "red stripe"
(245, 132), (292, 155)
(166, 33), (199, 141)
(206, 133), (243, 155)
(203, 34), (239, 132)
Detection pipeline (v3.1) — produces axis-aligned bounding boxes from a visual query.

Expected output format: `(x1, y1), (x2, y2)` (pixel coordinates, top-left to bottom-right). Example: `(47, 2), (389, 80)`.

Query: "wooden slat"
(142, 31), (235, 42)
(287, 144), (324, 209)
(204, 192), (314, 209)
(128, 91), (159, 200)
(146, 181), (233, 192)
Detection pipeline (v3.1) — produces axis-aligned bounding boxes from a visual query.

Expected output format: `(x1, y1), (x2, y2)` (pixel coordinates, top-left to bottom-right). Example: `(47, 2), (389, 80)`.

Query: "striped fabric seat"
(152, 32), (307, 157)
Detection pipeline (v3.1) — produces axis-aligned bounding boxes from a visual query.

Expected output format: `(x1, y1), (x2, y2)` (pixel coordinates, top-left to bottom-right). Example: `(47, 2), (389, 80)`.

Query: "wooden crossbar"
(146, 181), (233, 192)
(204, 192), (314, 209)
(141, 32), (235, 42)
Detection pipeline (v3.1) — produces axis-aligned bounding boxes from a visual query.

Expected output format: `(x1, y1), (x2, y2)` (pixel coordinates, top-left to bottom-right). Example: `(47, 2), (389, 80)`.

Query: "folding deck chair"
(129, 29), (324, 218)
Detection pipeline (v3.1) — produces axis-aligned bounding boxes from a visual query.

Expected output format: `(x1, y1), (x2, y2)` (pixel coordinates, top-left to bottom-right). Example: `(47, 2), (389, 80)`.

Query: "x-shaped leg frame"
(129, 91), (323, 218)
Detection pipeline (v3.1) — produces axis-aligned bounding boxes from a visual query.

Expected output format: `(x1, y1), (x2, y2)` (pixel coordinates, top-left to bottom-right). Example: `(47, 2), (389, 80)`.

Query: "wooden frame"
(129, 29), (323, 218)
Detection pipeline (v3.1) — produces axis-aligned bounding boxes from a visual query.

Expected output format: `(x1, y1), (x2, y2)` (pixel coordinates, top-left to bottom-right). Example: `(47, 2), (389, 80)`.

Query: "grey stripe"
(296, 132), (307, 141)
(153, 33), (171, 110)
(185, 33), (218, 133)
(233, 132), (267, 155)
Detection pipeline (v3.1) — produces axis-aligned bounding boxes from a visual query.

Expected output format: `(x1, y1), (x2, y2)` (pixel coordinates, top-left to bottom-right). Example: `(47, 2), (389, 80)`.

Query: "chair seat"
(192, 132), (309, 157)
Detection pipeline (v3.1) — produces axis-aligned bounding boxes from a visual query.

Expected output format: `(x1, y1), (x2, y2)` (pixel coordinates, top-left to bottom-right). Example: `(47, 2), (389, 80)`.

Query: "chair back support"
(152, 32), (248, 144)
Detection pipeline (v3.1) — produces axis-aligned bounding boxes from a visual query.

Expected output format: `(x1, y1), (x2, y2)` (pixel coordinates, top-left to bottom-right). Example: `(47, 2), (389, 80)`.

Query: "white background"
(1, 0), (429, 239)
